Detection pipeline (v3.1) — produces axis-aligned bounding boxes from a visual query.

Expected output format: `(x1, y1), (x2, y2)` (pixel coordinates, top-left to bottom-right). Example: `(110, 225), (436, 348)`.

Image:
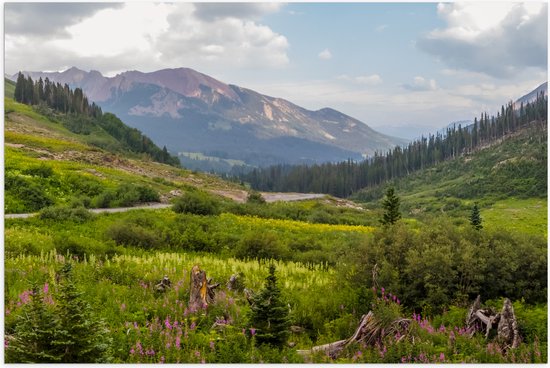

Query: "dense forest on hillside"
(12, 73), (180, 167)
(243, 93), (547, 197)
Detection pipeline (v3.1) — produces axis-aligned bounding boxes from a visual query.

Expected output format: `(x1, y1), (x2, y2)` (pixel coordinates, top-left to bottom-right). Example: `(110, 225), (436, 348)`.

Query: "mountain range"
(13, 67), (407, 170)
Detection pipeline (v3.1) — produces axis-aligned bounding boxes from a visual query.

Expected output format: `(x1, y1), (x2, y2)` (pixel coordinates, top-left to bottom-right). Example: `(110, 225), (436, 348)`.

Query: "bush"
(247, 190), (265, 204)
(172, 191), (220, 216)
(105, 222), (159, 249)
(39, 205), (94, 223)
(235, 232), (287, 261)
(23, 164), (54, 178)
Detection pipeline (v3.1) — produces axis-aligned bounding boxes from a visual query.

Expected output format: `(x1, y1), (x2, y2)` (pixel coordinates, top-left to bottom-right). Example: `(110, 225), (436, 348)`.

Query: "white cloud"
(4, 3), (290, 75)
(418, 3), (547, 78)
(318, 48), (332, 60)
(402, 76), (437, 91)
(375, 24), (389, 32)
(355, 74), (383, 86)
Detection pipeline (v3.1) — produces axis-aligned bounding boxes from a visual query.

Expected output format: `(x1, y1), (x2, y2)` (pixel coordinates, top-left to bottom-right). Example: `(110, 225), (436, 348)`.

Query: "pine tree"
(249, 264), (290, 348)
(56, 263), (113, 363)
(470, 203), (483, 230)
(380, 186), (401, 225)
(6, 286), (64, 363)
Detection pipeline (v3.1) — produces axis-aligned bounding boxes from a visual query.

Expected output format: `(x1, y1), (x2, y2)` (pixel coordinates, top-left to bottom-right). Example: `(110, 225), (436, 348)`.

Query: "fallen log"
(298, 311), (411, 359)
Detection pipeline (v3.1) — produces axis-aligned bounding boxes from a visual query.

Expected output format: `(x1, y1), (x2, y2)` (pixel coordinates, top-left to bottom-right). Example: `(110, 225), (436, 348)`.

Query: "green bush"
(39, 205), (94, 223)
(105, 222), (160, 249)
(23, 164), (54, 178)
(235, 232), (287, 261)
(172, 191), (220, 216)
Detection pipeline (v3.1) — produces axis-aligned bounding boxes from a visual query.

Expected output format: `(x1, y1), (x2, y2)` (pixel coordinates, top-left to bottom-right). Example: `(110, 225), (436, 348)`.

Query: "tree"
(6, 286), (64, 363)
(380, 187), (401, 225)
(249, 264), (290, 347)
(470, 203), (483, 230)
(56, 263), (113, 362)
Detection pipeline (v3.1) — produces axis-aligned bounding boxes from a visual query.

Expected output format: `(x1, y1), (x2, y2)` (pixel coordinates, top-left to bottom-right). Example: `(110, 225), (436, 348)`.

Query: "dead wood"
(188, 265), (219, 311)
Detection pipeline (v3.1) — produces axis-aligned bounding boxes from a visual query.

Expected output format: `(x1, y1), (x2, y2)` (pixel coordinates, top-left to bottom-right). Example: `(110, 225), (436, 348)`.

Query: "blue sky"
(5, 2), (548, 139)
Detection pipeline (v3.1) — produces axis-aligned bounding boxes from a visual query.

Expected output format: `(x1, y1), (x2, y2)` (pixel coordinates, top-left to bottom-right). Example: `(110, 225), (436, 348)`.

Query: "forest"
(242, 93), (547, 198)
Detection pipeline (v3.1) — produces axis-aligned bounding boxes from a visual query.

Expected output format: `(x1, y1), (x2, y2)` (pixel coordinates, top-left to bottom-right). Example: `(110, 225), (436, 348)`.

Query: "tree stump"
(154, 275), (171, 293)
(497, 298), (520, 349)
(188, 265), (220, 312)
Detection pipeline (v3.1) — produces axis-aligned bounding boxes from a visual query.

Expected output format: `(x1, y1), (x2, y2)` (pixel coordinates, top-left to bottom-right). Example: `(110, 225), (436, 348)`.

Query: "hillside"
(14, 67), (407, 170)
(353, 123), (547, 236)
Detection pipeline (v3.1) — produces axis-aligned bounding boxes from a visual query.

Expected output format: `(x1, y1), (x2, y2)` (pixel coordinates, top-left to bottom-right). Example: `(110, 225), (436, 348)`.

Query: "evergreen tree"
(470, 203), (483, 230)
(380, 186), (401, 225)
(249, 264), (290, 348)
(6, 286), (64, 363)
(56, 263), (113, 363)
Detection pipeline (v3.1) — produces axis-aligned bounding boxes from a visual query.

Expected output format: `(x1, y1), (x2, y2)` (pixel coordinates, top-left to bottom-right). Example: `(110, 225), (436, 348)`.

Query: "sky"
(4, 2), (548, 139)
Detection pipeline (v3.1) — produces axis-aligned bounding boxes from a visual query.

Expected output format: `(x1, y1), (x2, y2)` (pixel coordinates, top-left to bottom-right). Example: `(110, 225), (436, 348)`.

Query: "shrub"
(235, 232), (287, 261)
(247, 190), (265, 204)
(39, 205), (94, 223)
(23, 164), (54, 178)
(105, 222), (159, 249)
(172, 191), (220, 216)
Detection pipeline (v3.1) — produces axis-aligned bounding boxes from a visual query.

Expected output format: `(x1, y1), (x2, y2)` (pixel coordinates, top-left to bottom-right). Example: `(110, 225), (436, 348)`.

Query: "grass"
(482, 198), (547, 237)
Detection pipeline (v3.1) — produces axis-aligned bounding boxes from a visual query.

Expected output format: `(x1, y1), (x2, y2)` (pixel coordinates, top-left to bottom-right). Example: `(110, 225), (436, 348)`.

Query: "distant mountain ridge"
(14, 67), (407, 170)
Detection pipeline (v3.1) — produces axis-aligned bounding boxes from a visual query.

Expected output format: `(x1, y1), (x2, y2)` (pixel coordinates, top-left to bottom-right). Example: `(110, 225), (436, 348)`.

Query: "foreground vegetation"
(3, 84), (546, 363)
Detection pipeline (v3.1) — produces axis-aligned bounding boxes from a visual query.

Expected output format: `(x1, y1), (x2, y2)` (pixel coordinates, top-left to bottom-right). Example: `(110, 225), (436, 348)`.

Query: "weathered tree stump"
(497, 298), (520, 349)
(188, 265), (220, 311)
(466, 296), (520, 350)
(155, 275), (171, 293)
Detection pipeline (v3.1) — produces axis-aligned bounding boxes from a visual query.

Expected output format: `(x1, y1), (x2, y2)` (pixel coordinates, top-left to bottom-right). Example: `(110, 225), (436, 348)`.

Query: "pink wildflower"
(43, 283), (49, 294)
(164, 316), (172, 330)
(190, 321), (196, 330)
(439, 352), (445, 362)
(210, 341), (215, 350)
(160, 356), (165, 364)
(250, 327), (256, 336)
(194, 350), (201, 357)
(175, 335), (181, 349)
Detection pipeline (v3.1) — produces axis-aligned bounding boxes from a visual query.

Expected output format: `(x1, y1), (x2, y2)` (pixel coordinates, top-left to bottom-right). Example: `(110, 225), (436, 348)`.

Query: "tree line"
(241, 92), (547, 197)
(13, 72), (180, 167)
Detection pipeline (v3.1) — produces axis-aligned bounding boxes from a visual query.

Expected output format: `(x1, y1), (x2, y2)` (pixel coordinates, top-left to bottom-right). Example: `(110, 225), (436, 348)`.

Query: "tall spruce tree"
(470, 203), (483, 230)
(380, 186), (401, 225)
(249, 264), (290, 348)
(56, 263), (113, 363)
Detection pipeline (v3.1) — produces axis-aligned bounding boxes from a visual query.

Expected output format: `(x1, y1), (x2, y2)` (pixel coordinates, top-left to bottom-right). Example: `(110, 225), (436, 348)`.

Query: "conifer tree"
(380, 186), (401, 225)
(56, 263), (113, 363)
(6, 286), (64, 363)
(249, 264), (290, 347)
(470, 203), (483, 230)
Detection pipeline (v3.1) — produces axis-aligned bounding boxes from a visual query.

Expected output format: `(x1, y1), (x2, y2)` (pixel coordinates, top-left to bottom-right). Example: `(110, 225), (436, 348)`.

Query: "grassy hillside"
(5, 78), (16, 98)
(3, 90), (547, 363)
(353, 124), (547, 236)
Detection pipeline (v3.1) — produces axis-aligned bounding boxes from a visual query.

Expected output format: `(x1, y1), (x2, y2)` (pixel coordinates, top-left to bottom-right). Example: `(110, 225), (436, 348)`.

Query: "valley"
(4, 75), (547, 363)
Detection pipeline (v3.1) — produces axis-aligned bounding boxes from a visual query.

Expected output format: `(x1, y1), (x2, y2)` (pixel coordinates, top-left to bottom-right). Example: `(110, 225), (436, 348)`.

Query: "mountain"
(14, 67), (407, 170)
(514, 81), (547, 107)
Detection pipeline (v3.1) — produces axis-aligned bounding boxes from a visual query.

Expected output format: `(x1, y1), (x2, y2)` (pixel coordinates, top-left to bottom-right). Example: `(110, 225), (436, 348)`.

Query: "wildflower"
(166, 342), (171, 349)
(439, 324), (446, 333)
(164, 316), (172, 330)
(194, 350), (201, 357)
(381, 287), (385, 293)
(175, 335), (181, 349)
(201, 359), (205, 364)
(160, 356), (165, 364)
(43, 283), (49, 294)
(396, 299), (400, 305)
(190, 321), (196, 330)
(5, 309), (10, 316)
(250, 327), (256, 336)
(120, 303), (126, 312)
(401, 356), (407, 363)
(134, 321), (139, 329)
(130, 348), (135, 355)
(439, 352), (445, 362)
(210, 341), (215, 350)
